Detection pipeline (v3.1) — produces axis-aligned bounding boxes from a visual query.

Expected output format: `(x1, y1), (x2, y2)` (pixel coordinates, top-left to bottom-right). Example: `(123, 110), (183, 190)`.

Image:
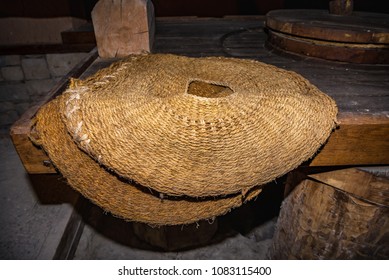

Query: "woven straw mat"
(32, 54), (337, 224)
(32, 96), (262, 226)
(60, 54), (337, 197)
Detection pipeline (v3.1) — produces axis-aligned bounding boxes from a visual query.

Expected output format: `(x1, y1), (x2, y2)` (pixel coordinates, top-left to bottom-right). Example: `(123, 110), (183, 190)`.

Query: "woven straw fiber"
(62, 54), (337, 197)
(32, 96), (262, 226)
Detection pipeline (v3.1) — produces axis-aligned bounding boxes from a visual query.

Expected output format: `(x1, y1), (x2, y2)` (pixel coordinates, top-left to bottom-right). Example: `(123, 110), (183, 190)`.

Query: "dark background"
(0, 0), (388, 19)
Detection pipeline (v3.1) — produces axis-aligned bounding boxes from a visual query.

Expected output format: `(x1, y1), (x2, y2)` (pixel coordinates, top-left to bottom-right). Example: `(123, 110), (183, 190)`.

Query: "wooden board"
(10, 17), (389, 174)
(61, 23), (96, 45)
(310, 113), (389, 166)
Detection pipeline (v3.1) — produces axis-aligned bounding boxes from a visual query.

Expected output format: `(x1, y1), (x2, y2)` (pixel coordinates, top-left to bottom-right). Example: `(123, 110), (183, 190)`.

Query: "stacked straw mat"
(31, 54), (337, 225)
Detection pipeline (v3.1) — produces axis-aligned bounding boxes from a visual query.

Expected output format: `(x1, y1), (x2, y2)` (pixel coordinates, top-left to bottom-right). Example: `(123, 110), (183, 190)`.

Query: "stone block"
(46, 53), (88, 77)
(15, 102), (31, 116)
(0, 109), (18, 127)
(0, 55), (21, 67)
(3, 55), (21, 66)
(21, 57), (50, 80)
(0, 101), (14, 113)
(92, 0), (155, 58)
(25, 79), (57, 97)
(1, 66), (24, 81)
(24, 54), (44, 59)
(0, 83), (30, 103)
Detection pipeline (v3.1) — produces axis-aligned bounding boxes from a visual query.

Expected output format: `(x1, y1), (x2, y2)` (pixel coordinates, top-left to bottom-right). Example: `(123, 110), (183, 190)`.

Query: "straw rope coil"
(61, 54), (337, 197)
(32, 96), (262, 226)
(31, 53), (337, 225)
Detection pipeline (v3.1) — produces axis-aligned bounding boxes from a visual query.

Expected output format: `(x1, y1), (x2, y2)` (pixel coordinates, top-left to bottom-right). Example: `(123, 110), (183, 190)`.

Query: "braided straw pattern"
(32, 96), (262, 226)
(62, 54), (337, 197)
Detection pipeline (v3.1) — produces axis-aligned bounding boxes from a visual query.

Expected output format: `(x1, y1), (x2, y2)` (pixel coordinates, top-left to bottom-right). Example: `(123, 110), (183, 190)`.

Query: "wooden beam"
(11, 105), (389, 174)
(309, 112), (389, 166)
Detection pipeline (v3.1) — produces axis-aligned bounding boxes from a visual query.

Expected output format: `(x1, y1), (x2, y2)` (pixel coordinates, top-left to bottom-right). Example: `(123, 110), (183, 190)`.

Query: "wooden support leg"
(132, 219), (218, 251)
(269, 168), (389, 259)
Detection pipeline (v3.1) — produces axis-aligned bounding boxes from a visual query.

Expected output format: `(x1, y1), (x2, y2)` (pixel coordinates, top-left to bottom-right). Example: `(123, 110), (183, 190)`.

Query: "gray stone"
(1, 66), (24, 81)
(0, 83), (30, 102)
(0, 101), (14, 113)
(23, 54), (44, 59)
(2, 55), (21, 66)
(0, 110), (18, 126)
(21, 57), (50, 80)
(46, 53), (88, 77)
(15, 102), (31, 116)
(25, 79), (57, 96)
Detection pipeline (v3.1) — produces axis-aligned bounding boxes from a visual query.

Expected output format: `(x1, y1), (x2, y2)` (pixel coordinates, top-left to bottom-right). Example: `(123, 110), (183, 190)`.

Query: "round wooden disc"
(266, 9), (389, 64)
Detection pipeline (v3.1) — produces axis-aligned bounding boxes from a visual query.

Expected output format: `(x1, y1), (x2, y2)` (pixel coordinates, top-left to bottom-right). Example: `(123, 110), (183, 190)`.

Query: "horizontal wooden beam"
(11, 107), (389, 174)
(309, 112), (389, 166)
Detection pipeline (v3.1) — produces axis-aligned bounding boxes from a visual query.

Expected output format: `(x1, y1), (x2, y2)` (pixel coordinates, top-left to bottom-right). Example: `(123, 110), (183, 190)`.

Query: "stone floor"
(0, 134), (79, 259)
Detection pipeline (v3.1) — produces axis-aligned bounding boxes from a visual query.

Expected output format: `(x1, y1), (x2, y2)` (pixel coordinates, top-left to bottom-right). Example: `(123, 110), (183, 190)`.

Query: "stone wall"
(0, 52), (88, 132)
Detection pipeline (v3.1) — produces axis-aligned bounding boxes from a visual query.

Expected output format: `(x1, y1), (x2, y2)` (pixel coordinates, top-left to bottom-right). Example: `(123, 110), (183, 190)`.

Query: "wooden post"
(269, 168), (389, 259)
(91, 0), (155, 58)
(329, 0), (353, 15)
(132, 219), (218, 251)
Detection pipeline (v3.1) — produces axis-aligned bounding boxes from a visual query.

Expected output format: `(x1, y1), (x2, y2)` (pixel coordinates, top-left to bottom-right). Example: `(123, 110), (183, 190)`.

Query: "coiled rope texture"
(32, 54), (337, 225)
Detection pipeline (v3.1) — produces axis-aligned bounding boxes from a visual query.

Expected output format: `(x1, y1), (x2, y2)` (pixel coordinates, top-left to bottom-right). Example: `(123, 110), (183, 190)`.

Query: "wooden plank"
(310, 113), (389, 166)
(53, 197), (88, 260)
(0, 43), (95, 55)
(61, 23), (96, 45)
(12, 99), (389, 174)
(10, 48), (98, 174)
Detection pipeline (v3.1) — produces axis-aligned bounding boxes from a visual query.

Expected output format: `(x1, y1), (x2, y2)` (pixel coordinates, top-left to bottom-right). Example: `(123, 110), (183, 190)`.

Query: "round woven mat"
(62, 54), (337, 197)
(32, 96), (262, 226)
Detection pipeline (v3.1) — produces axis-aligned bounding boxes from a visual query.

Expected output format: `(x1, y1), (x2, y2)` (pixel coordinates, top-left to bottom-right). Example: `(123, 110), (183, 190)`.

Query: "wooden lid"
(266, 9), (389, 44)
(266, 9), (389, 63)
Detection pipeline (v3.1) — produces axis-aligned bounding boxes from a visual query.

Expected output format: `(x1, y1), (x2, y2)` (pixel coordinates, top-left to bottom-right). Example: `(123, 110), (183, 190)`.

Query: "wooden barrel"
(269, 168), (389, 259)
